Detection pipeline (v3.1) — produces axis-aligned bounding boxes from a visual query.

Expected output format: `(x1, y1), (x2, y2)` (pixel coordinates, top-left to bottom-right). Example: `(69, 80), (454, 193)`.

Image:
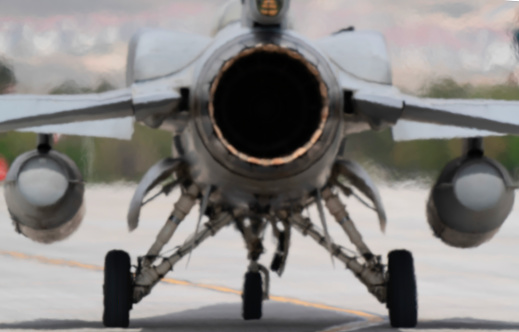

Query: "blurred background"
(0, 0), (518, 183)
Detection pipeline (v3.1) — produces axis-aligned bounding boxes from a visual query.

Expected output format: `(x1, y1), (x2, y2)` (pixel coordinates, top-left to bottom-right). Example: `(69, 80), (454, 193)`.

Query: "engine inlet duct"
(427, 156), (515, 248)
(209, 44), (328, 167)
(4, 150), (85, 244)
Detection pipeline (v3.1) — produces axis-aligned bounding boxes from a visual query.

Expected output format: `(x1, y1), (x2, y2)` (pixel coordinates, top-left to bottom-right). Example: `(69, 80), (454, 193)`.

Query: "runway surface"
(0, 184), (518, 331)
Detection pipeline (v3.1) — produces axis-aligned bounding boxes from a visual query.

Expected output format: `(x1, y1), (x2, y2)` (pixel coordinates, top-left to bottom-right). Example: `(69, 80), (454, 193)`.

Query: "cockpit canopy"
(255, 0), (285, 17)
(211, 0), (293, 36)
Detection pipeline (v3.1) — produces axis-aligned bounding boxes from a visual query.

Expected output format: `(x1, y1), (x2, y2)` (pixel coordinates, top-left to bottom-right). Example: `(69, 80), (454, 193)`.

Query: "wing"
(318, 29), (519, 141)
(0, 83), (181, 139)
(0, 29), (211, 140)
(390, 120), (501, 141)
(0, 86), (172, 137)
(127, 29), (211, 84)
(19, 118), (135, 140)
(354, 90), (519, 141)
(0, 89), (133, 133)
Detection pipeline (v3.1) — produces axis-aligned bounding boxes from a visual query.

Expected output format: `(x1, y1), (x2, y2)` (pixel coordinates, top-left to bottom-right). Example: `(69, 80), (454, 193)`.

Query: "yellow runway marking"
(320, 321), (385, 332)
(0, 250), (103, 271)
(0, 250), (383, 323)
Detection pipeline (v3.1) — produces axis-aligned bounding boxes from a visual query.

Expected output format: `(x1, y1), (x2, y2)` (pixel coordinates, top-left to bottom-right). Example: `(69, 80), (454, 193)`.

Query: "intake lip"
(209, 44), (329, 167)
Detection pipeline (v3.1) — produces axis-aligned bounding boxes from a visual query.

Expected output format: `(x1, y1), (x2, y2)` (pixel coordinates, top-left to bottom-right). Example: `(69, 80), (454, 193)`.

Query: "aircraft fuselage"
(178, 24), (344, 209)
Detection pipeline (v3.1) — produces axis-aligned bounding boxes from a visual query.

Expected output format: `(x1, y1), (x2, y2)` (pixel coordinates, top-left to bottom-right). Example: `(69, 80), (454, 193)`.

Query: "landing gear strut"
(287, 183), (418, 327)
(236, 217), (270, 320)
(101, 164), (418, 328)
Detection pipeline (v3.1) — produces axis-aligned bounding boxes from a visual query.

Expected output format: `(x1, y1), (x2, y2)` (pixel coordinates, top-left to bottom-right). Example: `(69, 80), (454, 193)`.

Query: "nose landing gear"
(242, 271), (263, 320)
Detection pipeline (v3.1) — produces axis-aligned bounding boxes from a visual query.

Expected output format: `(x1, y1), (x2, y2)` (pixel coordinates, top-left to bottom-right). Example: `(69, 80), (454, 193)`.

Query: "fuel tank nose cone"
(454, 163), (505, 212)
(4, 150), (85, 244)
(18, 156), (68, 207)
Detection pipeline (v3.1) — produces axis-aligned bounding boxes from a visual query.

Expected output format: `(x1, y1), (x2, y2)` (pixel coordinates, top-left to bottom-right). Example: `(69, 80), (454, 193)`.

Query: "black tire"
(103, 250), (132, 328)
(242, 271), (263, 320)
(387, 250), (418, 328)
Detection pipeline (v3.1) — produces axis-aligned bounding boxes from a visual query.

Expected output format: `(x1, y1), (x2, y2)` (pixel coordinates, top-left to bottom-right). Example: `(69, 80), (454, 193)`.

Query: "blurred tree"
(420, 77), (470, 99)
(0, 61), (35, 165)
(49, 79), (116, 95)
(0, 61), (16, 94)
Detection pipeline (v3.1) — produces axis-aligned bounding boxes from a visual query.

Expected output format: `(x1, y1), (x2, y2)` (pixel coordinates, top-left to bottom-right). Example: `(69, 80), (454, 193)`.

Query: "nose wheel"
(242, 271), (263, 320)
(387, 250), (418, 328)
(103, 250), (133, 328)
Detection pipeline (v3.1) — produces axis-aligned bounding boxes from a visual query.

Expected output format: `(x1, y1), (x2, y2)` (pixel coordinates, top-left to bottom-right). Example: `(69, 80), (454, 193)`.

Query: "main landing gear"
(102, 167), (418, 328)
(387, 250), (418, 328)
(103, 250), (132, 328)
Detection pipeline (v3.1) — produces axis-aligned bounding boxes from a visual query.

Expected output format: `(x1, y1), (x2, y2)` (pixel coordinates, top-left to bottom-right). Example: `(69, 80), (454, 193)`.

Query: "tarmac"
(0, 184), (518, 331)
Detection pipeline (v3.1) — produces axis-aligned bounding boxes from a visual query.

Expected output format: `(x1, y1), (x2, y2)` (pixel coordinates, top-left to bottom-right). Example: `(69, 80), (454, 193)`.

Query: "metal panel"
(353, 90), (519, 140)
(127, 29), (211, 84)
(392, 120), (501, 141)
(18, 117), (135, 140)
(127, 158), (183, 231)
(318, 31), (392, 85)
(0, 88), (133, 132)
(335, 159), (387, 232)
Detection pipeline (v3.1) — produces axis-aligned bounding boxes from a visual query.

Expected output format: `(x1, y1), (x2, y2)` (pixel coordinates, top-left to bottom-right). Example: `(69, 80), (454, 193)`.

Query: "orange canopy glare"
(257, 0), (283, 17)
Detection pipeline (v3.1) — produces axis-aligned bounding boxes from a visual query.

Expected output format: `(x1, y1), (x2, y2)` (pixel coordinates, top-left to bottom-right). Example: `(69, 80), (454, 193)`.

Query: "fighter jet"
(1, 0), (518, 328)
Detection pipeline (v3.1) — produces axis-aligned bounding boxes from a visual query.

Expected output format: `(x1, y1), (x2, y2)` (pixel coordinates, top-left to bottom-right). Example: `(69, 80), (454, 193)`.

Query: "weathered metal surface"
(4, 150), (85, 244)
(428, 156), (515, 248)
(318, 30), (392, 86)
(127, 158), (183, 231)
(334, 159), (387, 232)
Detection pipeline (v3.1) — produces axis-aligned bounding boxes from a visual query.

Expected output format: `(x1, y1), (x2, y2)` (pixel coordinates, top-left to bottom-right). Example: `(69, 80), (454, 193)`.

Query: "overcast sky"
(0, 0), (518, 92)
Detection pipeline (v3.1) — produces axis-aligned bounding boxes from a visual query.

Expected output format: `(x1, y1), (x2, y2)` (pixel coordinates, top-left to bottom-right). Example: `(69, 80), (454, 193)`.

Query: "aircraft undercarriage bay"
(0, 0), (518, 329)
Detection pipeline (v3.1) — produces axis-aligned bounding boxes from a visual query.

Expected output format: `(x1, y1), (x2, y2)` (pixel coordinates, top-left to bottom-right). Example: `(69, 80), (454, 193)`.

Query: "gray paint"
(127, 158), (182, 231)
(352, 90), (519, 139)
(393, 96), (519, 141)
(317, 31), (392, 86)
(0, 88), (135, 139)
(454, 163), (506, 212)
(178, 27), (343, 208)
(4, 150), (85, 244)
(334, 159), (387, 232)
(427, 156), (515, 248)
(17, 157), (69, 207)
(127, 29), (211, 85)
(18, 117), (135, 140)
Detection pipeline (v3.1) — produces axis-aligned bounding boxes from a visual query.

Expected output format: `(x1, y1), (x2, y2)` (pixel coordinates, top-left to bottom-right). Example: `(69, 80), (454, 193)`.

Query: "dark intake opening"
(212, 50), (324, 159)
